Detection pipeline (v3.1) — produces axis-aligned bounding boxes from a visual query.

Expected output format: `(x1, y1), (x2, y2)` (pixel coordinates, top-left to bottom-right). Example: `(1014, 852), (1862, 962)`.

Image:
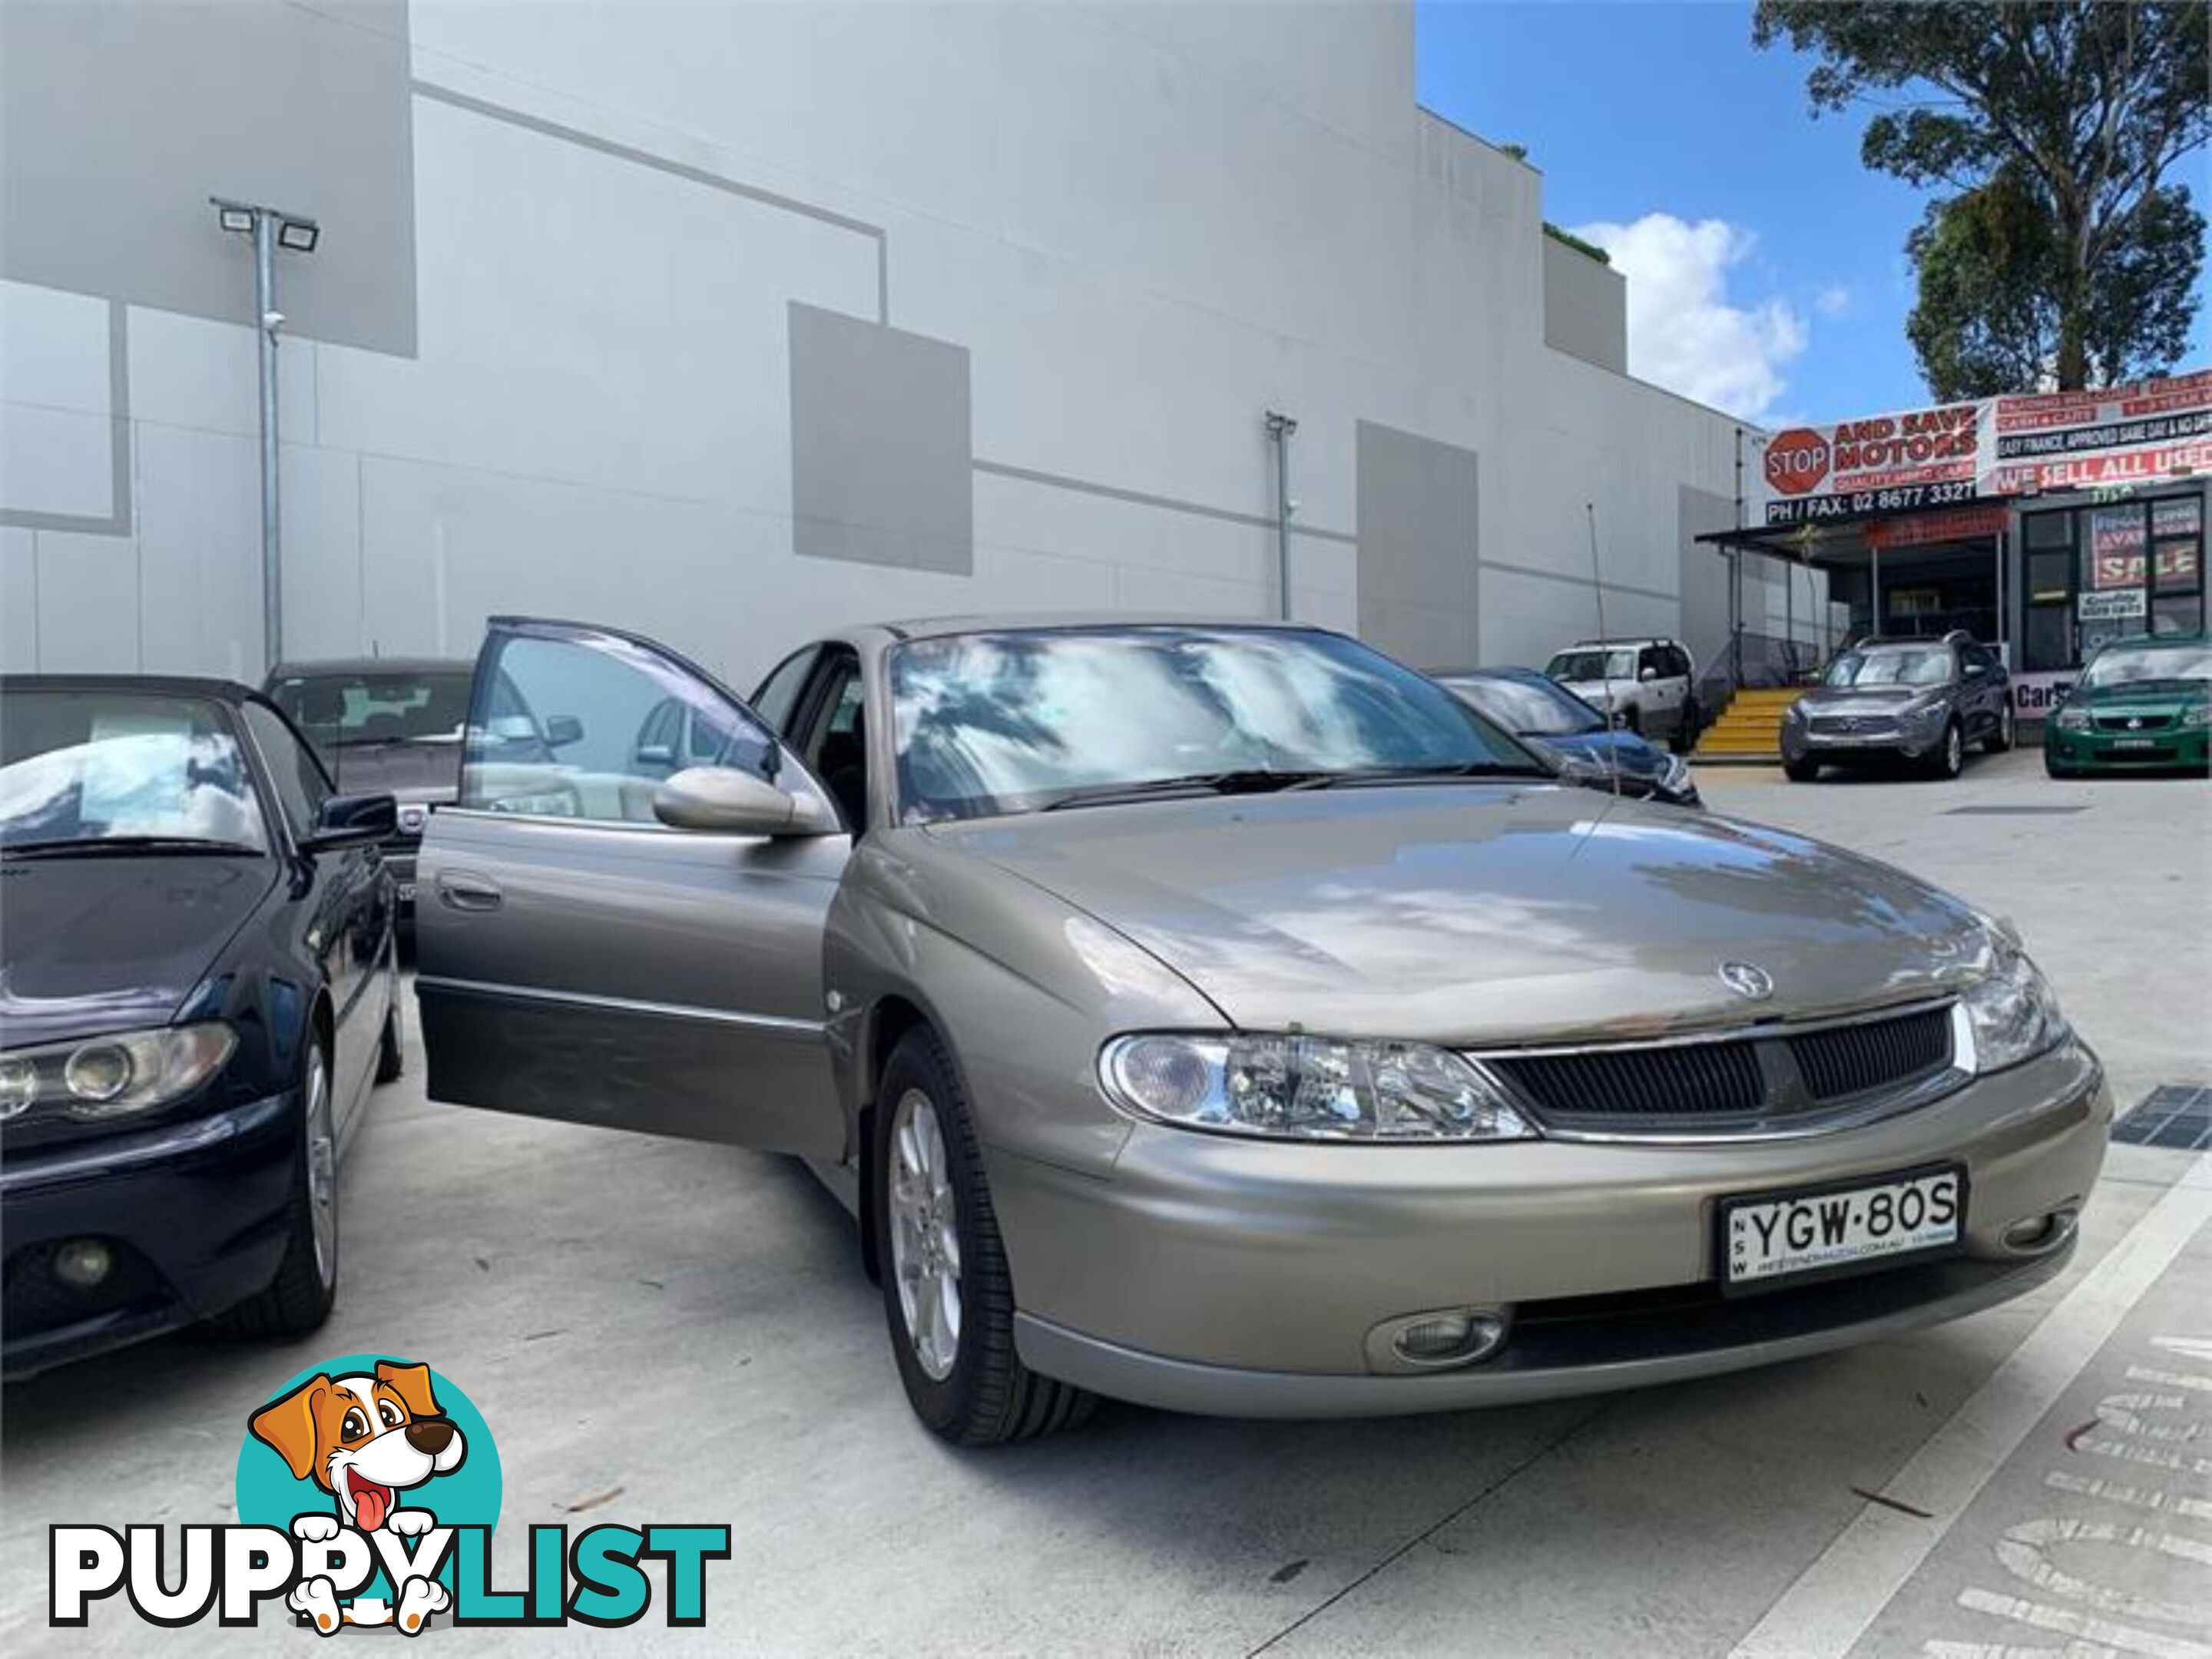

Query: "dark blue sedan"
(1433, 667), (1702, 806)
(2, 677), (402, 1376)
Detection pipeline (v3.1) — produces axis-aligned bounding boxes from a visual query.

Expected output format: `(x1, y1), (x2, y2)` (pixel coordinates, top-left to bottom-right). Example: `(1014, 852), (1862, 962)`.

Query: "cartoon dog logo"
(249, 1360), (467, 1632)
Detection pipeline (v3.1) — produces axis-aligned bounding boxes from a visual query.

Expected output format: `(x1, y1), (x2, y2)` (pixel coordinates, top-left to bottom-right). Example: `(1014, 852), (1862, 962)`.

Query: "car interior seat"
(815, 710), (868, 831)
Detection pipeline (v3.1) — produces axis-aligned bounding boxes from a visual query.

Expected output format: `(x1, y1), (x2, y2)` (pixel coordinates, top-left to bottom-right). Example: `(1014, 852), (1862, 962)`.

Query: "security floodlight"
(276, 218), (320, 253)
(216, 204), (254, 234)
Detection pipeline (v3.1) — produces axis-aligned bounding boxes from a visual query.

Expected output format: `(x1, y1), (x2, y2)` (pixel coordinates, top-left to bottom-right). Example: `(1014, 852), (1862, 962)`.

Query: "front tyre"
(1783, 755), (1820, 783)
(1929, 719), (1965, 780)
(874, 1027), (1094, 1445)
(214, 1032), (338, 1339)
(1986, 703), (2015, 753)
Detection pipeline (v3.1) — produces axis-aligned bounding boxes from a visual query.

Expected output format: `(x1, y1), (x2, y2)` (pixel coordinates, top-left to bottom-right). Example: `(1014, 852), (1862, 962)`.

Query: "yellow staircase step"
(1690, 684), (1800, 763)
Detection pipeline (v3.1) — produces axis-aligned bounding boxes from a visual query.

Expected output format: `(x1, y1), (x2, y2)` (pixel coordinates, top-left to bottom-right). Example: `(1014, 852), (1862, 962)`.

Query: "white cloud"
(1813, 284), (1852, 317)
(1569, 214), (1809, 424)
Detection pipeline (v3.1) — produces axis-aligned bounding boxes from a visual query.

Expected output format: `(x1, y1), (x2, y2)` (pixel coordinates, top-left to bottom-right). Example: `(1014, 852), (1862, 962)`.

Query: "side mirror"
(633, 742), (677, 770)
(543, 714), (584, 749)
(302, 791), (397, 852)
(1638, 665), (1657, 683)
(653, 766), (830, 836)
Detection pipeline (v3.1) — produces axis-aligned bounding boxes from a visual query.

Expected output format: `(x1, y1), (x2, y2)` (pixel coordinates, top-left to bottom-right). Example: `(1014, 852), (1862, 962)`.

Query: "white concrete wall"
(2, 0), (1755, 690)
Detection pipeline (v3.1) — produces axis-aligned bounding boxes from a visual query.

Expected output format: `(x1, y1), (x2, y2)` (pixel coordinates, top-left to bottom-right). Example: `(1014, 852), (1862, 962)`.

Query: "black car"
(265, 657), (473, 932)
(1780, 632), (2014, 782)
(1433, 667), (1702, 806)
(1, 677), (402, 1376)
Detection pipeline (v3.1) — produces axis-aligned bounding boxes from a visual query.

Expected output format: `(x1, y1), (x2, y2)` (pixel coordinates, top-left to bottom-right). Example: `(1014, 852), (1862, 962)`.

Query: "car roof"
(1558, 637), (1677, 649)
(0, 673), (260, 703)
(869, 611), (1350, 642)
(267, 656), (474, 677)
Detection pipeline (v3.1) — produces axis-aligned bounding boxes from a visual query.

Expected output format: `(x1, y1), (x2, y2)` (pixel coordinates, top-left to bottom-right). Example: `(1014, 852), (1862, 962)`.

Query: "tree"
(1753, 2), (2210, 396)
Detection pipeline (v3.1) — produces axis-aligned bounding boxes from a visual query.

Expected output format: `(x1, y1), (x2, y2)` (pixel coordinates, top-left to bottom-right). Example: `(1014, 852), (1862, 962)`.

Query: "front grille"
(2094, 712), (2173, 732)
(1790, 1006), (1952, 1101)
(1489, 1039), (1765, 1119)
(1482, 1002), (1957, 1135)
(1809, 715), (1897, 737)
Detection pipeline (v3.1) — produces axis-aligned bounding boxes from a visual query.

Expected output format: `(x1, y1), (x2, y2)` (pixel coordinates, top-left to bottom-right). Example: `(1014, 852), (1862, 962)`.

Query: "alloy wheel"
(889, 1087), (962, 1381)
(305, 1051), (337, 1288)
(1946, 724), (1963, 776)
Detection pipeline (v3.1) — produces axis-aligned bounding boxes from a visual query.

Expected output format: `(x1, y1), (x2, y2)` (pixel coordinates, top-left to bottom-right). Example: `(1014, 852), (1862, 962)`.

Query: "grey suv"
(1781, 633), (2014, 782)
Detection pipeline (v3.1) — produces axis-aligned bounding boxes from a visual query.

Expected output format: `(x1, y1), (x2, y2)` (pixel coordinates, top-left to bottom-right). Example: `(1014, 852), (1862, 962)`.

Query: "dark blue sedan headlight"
(0, 1024), (236, 1123)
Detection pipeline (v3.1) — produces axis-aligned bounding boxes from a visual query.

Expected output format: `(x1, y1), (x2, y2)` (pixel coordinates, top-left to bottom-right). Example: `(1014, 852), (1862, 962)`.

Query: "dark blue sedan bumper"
(2, 1091), (297, 1378)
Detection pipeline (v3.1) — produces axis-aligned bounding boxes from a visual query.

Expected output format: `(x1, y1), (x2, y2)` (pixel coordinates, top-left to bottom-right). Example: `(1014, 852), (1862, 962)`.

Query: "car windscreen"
(2079, 642), (2212, 689)
(889, 627), (1544, 823)
(1546, 648), (1633, 683)
(1444, 674), (1605, 737)
(269, 671), (472, 757)
(0, 690), (268, 853)
(1825, 648), (1952, 687)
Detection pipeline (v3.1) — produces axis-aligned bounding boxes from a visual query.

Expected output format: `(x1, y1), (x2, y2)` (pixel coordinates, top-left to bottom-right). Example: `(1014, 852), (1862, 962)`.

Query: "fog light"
(54, 1238), (113, 1289)
(1373, 1306), (1511, 1372)
(2001, 1208), (2078, 1256)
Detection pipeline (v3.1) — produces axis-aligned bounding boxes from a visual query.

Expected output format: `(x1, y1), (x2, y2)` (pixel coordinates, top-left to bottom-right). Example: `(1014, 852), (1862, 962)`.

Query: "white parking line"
(1730, 1151), (2212, 1659)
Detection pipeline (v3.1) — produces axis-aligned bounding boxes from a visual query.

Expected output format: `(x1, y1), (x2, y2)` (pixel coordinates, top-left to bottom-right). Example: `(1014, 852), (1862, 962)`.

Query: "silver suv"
(1545, 637), (1699, 751)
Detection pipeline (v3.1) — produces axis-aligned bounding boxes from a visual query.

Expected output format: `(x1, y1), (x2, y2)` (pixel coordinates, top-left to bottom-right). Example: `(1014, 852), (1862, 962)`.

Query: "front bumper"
(1782, 721), (1947, 763)
(2, 1091), (298, 1377)
(2045, 726), (2209, 773)
(992, 1039), (2108, 1414)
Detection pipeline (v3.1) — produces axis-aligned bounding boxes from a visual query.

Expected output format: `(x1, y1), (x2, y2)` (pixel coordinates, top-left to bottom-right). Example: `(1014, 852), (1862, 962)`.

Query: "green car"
(2044, 635), (2211, 777)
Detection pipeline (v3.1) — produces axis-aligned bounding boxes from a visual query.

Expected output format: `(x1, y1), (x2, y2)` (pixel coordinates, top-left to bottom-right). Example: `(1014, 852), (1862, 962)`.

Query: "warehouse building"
(2, 0), (1816, 694)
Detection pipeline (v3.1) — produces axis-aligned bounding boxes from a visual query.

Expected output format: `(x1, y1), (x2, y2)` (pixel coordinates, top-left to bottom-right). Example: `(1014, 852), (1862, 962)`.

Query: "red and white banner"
(1984, 368), (2212, 495)
(1761, 369), (2211, 528)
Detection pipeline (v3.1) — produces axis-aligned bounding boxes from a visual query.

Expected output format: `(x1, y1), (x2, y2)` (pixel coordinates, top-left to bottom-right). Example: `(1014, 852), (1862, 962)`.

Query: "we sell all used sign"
(1763, 369), (2212, 527)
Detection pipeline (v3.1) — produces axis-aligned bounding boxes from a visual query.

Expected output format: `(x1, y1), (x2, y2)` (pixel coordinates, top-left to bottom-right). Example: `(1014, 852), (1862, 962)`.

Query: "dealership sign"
(1763, 403), (1982, 525)
(1763, 370), (2212, 527)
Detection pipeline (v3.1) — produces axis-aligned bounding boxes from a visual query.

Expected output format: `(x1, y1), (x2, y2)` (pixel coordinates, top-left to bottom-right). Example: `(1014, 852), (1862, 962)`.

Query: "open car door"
(414, 618), (847, 1155)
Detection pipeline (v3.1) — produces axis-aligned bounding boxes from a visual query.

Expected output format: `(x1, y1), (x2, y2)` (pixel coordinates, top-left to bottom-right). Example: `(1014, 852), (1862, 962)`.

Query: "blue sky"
(1414, 0), (2210, 427)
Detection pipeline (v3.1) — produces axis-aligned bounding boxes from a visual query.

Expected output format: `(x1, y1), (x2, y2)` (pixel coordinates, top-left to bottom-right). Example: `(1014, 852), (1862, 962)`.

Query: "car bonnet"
(926, 784), (1990, 1046)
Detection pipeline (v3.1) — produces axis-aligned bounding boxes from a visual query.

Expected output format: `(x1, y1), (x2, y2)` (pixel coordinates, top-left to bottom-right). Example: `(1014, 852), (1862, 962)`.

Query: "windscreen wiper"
(1037, 769), (1333, 811)
(2, 835), (262, 859)
(1293, 760), (1552, 790)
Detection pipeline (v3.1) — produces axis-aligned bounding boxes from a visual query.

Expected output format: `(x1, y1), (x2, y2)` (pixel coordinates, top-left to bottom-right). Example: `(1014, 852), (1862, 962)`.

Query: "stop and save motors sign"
(1763, 404), (1982, 525)
(1762, 369), (2212, 528)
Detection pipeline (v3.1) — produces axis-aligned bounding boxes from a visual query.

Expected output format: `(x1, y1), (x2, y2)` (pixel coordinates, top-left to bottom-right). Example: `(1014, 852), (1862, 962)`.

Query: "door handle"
(435, 871), (504, 912)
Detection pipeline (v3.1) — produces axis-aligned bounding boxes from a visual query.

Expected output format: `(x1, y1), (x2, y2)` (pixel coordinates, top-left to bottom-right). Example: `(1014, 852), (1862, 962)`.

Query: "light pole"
(212, 198), (320, 673)
(1263, 410), (1297, 621)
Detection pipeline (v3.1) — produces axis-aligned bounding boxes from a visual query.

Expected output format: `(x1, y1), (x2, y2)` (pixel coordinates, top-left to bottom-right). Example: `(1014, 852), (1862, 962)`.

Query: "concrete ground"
(5, 748), (2208, 1656)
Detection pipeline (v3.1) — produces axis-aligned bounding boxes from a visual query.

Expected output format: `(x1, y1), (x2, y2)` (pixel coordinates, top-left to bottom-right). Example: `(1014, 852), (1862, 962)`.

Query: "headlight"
(2181, 702), (2209, 730)
(2055, 707), (2091, 731)
(1782, 702), (1806, 724)
(0, 1024), (235, 1122)
(1656, 754), (1693, 796)
(1906, 699), (1949, 726)
(1959, 946), (2067, 1075)
(1099, 1032), (1535, 1142)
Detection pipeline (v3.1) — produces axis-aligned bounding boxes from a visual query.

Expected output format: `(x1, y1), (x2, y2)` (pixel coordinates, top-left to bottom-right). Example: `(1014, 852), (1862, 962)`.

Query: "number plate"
(2112, 738), (2156, 749)
(1721, 1165), (1964, 1290)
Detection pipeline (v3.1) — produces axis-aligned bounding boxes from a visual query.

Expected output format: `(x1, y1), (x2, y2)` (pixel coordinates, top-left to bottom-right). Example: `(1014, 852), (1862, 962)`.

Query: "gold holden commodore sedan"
(416, 617), (2108, 1444)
